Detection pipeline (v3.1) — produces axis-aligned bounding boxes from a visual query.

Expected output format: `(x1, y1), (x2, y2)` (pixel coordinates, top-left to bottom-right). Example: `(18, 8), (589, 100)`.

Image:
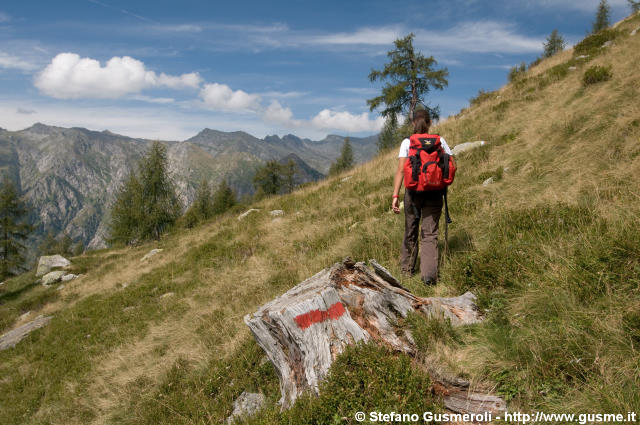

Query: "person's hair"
(412, 109), (431, 134)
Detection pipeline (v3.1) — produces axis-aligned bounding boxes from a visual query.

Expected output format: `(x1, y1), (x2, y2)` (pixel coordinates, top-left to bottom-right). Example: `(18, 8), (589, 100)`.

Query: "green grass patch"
(573, 29), (618, 57)
(583, 65), (612, 86)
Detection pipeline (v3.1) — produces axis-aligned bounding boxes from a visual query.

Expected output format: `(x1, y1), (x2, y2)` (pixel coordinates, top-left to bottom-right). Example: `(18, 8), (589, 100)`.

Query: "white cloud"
(519, 0), (628, 12)
(261, 101), (383, 133)
(309, 109), (384, 133)
(263, 101), (299, 126)
(199, 83), (261, 112)
(305, 21), (543, 54)
(0, 52), (38, 71)
(34, 53), (202, 99)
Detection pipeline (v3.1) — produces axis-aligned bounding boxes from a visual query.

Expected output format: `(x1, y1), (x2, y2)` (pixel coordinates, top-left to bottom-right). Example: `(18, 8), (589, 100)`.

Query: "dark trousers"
(401, 190), (443, 282)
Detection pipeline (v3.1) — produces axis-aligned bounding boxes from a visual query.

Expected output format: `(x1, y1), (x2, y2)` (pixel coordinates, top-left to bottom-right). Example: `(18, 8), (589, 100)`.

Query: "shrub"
(583, 65), (612, 86)
(573, 29), (617, 56)
(508, 62), (527, 82)
(469, 89), (495, 107)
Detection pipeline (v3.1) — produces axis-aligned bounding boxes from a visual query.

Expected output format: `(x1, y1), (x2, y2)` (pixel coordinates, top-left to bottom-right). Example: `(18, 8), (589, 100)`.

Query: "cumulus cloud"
(261, 101), (383, 133)
(310, 109), (384, 132)
(263, 101), (299, 126)
(34, 53), (202, 99)
(199, 83), (262, 112)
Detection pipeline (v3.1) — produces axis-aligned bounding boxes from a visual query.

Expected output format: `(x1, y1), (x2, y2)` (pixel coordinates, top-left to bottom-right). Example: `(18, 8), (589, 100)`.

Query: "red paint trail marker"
(294, 302), (346, 329)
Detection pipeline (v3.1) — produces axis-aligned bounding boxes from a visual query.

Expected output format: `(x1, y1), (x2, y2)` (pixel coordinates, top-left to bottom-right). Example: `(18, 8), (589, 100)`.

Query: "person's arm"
(440, 136), (453, 155)
(392, 158), (404, 214)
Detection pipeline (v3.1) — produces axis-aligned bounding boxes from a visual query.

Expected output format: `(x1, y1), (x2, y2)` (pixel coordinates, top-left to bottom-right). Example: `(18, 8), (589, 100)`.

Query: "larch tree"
(593, 0), (611, 33)
(0, 175), (32, 279)
(367, 33), (448, 129)
(543, 29), (566, 58)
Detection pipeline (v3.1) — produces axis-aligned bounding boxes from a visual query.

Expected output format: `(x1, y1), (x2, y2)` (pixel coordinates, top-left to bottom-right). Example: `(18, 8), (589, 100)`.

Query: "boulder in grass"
(41, 271), (66, 286)
(141, 249), (163, 262)
(36, 255), (71, 277)
(269, 210), (284, 217)
(226, 392), (265, 424)
(238, 209), (260, 220)
(61, 273), (78, 282)
(0, 315), (53, 350)
(245, 258), (489, 410)
(452, 140), (487, 156)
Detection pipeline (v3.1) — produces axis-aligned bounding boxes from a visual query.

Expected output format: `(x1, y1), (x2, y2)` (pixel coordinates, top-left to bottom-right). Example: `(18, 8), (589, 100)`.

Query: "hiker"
(391, 106), (454, 285)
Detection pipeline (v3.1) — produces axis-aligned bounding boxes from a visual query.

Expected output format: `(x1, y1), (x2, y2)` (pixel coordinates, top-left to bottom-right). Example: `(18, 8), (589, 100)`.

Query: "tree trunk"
(245, 258), (503, 413)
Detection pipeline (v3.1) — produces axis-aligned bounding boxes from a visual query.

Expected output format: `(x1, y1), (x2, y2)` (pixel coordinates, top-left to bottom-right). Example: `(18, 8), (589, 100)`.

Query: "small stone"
(631, 27), (639, 36)
(575, 55), (590, 60)
(269, 210), (284, 217)
(601, 40), (612, 48)
(349, 222), (359, 230)
(226, 392), (265, 424)
(340, 175), (353, 182)
(41, 271), (66, 286)
(160, 292), (174, 299)
(18, 311), (31, 321)
(482, 177), (495, 186)
(61, 274), (78, 282)
(259, 356), (269, 366)
(141, 249), (163, 262)
(123, 306), (136, 312)
(0, 281), (5, 286)
(568, 66), (577, 71)
(238, 209), (260, 220)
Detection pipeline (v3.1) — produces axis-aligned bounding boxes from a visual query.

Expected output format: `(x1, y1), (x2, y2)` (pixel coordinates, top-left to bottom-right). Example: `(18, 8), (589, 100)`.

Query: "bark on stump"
(244, 258), (492, 411)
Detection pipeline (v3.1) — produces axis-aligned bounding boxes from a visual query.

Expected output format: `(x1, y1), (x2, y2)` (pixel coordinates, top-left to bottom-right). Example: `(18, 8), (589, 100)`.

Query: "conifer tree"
(212, 180), (236, 214)
(367, 33), (448, 122)
(281, 159), (297, 194)
(329, 138), (354, 176)
(593, 0), (611, 33)
(0, 175), (32, 279)
(109, 142), (181, 244)
(39, 230), (73, 256)
(543, 29), (566, 58)
(109, 172), (143, 244)
(253, 160), (283, 196)
(377, 114), (399, 152)
(182, 179), (213, 228)
(629, 0), (640, 13)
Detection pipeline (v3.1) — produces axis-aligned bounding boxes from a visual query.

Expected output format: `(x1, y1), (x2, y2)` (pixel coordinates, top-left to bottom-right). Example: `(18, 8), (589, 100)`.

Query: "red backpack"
(403, 133), (456, 191)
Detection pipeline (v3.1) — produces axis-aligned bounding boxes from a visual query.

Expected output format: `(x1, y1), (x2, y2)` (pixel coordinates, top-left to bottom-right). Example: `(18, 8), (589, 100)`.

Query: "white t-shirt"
(398, 136), (453, 158)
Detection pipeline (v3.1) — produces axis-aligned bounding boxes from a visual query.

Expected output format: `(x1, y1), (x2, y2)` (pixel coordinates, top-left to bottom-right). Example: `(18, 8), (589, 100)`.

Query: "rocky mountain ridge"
(0, 123), (378, 253)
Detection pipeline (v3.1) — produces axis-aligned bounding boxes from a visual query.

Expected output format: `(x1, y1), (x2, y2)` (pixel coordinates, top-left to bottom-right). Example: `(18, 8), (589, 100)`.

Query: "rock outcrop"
(141, 249), (163, 262)
(36, 255), (71, 277)
(226, 392), (265, 424)
(0, 315), (53, 350)
(452, 140), (487, 156)
(245, 258), (488, 409)
(41, 271), (66, 286)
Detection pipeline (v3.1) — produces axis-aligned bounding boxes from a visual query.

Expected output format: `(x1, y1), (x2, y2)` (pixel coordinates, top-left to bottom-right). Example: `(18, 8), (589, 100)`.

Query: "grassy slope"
(1, 13), (640, 424)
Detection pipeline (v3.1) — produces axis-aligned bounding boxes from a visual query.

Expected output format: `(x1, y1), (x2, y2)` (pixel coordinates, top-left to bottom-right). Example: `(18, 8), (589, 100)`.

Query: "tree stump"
(244, 258), (488, 409)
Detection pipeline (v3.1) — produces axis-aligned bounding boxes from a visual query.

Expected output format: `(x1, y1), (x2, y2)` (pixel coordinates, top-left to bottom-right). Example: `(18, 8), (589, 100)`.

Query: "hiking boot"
(422, 277), (436, 286)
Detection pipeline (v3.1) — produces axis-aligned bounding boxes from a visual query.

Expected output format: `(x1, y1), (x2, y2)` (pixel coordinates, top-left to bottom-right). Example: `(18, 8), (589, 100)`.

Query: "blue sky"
(0, 0), (633, 140)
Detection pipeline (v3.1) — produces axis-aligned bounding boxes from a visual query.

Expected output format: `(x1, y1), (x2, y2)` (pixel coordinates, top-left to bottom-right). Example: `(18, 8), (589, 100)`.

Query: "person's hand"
(392, 196), (400, 214)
